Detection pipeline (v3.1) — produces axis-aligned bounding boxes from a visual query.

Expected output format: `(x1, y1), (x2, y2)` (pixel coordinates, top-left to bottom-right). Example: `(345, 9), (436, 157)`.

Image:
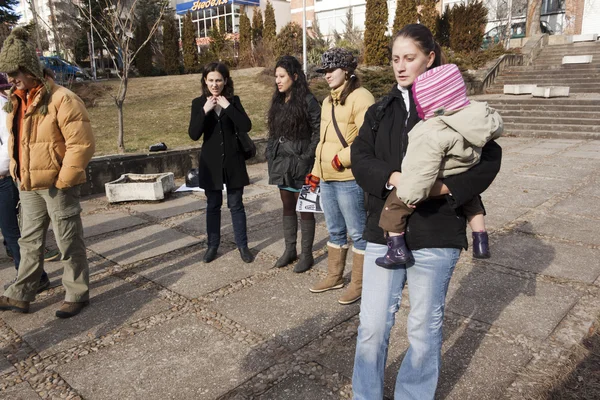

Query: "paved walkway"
(1, 137), (600, 400)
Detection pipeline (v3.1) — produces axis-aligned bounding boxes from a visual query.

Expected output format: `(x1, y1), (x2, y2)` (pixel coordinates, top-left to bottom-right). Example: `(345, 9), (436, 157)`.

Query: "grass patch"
(73, 67), (271, 156)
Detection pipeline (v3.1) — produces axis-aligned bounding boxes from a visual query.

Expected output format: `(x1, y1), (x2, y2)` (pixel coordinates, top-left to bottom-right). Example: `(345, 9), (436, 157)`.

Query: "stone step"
(497, 110), (600, 119)
(476, 97), (600, 105)
(497, 72), (599, 78)
(487, 104), (600, 112)
(504, 121), (600, 133)
(533, 60), (600, 66)
(505, 65), (600, 72)
(503, 128), (600, 140)
(502, 115), (598, 126)
(486, 87), (600, 94)
(494, 77), (599, 84)
(542, 43), (600, 49)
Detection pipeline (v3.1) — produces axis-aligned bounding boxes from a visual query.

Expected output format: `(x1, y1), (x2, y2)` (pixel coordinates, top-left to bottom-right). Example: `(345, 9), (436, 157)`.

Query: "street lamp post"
(302, 0), (307, 74)
(89, 0), (97, 80)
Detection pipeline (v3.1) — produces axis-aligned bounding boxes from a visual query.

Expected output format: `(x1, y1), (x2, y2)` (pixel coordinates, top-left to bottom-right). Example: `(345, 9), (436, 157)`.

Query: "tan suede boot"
(338, 248), (364, 305)
(309, 243), (348, 293)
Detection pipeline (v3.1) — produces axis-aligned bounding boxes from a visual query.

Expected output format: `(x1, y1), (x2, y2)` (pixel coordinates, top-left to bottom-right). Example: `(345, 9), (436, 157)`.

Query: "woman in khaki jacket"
(307, 48), (374, 305)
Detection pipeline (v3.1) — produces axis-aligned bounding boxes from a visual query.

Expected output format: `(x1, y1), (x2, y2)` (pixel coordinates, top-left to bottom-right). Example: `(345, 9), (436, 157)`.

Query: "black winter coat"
(189, 95), (252, 190)
(351, 85), (502, 250)
(266, 94), (321, 189)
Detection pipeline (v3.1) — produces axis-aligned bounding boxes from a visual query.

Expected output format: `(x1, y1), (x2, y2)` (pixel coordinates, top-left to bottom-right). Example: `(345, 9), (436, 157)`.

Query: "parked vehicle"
(482, 21), (554, 48)
(39, 56), (90, 84)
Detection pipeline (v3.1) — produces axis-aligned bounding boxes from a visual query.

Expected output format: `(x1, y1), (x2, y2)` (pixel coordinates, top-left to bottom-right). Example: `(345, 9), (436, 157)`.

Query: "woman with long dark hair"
(307, 48), (374, 305)
(350, 24), (502, 398)
(266, 56), (320, 273)
(189, 62), (254, 264)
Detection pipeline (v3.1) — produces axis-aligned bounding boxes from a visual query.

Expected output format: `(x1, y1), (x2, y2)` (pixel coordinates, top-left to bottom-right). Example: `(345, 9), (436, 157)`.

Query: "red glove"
(305, 173), (320, 192)
(331, 154), (344, 172)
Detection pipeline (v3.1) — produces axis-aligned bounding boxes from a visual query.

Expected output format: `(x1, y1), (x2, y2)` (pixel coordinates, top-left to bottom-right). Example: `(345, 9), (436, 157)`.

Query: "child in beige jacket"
(377, 64), (503, 268)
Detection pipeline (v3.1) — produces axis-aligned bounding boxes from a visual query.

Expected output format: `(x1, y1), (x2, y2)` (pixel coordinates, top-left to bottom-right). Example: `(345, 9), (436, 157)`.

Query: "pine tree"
(182, 12), (199, 73)
(419, 0), (438, 37)
(0, 0), (19, 25)
(209, 18), (227, 61)
(135, 12), (153, 76)
(393, 0), (418, 34)
(162, 11), (181, 75)
(436, 5), (451, 48)
(252, 8), (264, 45)
(239, 13), (252, 65)
(449, 2), (487, 52)
(364, 0), (389, 66)
(263, 0), (277, 45)
(276, 22), (303, 59)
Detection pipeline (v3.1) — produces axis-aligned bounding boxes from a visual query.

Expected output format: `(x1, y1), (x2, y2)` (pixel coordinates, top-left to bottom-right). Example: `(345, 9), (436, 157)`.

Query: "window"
(542, 0), (564, 14)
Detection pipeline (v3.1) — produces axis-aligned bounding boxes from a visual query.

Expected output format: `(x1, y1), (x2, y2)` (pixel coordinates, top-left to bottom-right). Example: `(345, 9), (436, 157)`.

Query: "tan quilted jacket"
(6, 81), (95, 190)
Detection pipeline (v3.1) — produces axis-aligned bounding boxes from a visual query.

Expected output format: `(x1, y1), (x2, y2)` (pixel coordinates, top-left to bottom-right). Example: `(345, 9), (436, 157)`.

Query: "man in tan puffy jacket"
(0, 28), (95, 318)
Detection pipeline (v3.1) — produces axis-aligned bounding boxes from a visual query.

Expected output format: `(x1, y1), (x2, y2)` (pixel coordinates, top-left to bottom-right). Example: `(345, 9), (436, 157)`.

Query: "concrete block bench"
(562, 55), (593, 64)
(504, 84), (537, 95)
(572, 34), (598, 43)
(532, 86), (570, 98)
(105, 173), (175, 203)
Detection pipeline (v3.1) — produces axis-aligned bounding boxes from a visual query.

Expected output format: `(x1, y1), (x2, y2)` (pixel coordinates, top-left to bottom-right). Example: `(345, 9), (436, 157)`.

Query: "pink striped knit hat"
(412, 64), (470, 120)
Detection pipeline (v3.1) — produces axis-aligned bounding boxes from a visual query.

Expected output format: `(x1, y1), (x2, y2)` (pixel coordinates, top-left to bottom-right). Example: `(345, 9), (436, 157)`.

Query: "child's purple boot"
(472, 231), (491, 259)
(376, 234), (414, 268)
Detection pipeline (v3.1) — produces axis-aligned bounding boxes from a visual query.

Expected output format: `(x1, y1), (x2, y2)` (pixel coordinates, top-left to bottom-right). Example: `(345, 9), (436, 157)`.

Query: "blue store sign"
(176, 0), (260, 15)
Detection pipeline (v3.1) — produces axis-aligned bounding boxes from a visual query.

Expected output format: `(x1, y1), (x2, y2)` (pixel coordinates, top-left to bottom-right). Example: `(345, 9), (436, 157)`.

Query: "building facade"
(174, 0), (291, 45)
(291, 0), (399, 38)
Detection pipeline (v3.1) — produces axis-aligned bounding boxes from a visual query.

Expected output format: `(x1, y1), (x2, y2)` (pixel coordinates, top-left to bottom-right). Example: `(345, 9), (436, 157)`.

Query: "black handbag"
(236, 131), (256, 160)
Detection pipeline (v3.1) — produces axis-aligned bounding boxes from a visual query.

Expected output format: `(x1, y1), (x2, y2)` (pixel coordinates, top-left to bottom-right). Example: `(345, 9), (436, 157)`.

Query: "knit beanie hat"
(0, 27), (44, 79)
(412, 64), (470, 121)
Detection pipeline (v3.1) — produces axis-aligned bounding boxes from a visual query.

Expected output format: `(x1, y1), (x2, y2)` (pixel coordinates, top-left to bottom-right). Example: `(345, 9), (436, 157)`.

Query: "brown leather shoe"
(55, 300), (89, 319)
(0, 296), (30, 313)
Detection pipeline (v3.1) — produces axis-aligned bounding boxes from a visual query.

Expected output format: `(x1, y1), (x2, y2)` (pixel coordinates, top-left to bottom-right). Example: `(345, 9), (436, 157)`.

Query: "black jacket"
(189, 95), (252, 190)
(266, 93), (321, 189)
(351, 85), (502, 249)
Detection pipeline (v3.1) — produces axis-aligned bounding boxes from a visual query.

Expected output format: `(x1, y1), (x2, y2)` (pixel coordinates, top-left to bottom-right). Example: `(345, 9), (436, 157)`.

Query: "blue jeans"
(319, 180), (366, 251)
(352, 242), (461, 400)
(0, 176), (20, 270)
(205, 188), (247, 248)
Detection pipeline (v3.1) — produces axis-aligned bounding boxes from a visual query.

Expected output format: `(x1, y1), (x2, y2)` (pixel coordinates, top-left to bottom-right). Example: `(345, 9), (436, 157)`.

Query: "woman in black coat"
(266, 56), (321, 273)
(189, 62), (253, 264)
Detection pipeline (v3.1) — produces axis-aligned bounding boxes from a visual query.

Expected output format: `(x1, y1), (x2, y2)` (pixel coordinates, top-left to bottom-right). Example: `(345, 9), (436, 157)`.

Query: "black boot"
(239, 246), (254, 263)
(203, 247), (218, 263)
(294, 219), (315, 273)
(472, 231), (491, 259)
(376, 234), (413, 268)
(275, 216), (298, 268)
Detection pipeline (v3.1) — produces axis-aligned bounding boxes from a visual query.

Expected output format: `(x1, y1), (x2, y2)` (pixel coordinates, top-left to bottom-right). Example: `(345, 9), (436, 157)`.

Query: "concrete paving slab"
(0, 250), (114, 293)
(0, 382), (40, 399)
(128, 194), (206, 219)
(516, 213), (600, 245)
(82, 210), (147, 238)
(446, 262), (581, 339)
(258, 373), (339, 399)
(0, 356), (15, 376)
(516, 146), (565, 156)
(1, 276), (170, 358)
(552, 193), (600, 218)
(491, 173), (575, 192)
(518, 161), (598, 180)
(134, 246), (272, 299)
(87, 225), (200, 265)
(212, 272), (360, 351)
(482, 184), (553, 209)
(575, 182), (600, 198)
(562, 150), (600, 160)
(475, 204), (527, 231)
(245, 220), (330, 260)
(56, 314), (274, 400)
(490, 233), (600, 283)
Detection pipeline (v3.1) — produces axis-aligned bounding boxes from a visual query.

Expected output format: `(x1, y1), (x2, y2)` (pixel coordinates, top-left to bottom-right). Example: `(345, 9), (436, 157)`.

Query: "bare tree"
(526, 0), (542, 36)
(76, 0), (167, 153)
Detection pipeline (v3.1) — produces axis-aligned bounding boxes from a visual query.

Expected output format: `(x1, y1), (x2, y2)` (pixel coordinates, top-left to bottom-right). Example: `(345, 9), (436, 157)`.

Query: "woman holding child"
(350, 24), (503, 399)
